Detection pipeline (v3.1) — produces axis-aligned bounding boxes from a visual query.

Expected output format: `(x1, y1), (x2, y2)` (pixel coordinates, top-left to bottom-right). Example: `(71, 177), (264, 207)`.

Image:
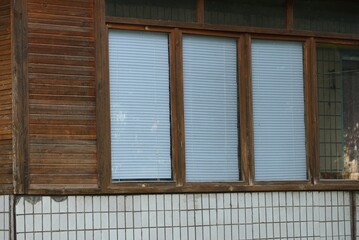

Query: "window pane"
(317, 44), (359, 180)
(294, 0), (359, 34)
(183, 34), (239, 182)
(106, 0), (196, 22)
(252, 40), (306, 181)
(109, 30), (171, 181)
(205, 0), (286, 28)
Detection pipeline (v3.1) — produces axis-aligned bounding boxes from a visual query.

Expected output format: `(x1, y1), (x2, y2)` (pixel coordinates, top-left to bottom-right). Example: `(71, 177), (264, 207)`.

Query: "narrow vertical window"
(252, 40), (306, 181)
(183, 34), (239, 181)
(109, 30), (172, 181)
(317, 44), (359, 180)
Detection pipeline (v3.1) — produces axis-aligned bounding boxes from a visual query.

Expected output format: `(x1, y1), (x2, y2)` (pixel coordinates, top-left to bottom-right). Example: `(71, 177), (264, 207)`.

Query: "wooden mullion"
(12, 0), (28, 194)
(175, 29), (186, 187)
(304, 38), (314, 184)
(196, 0), (204, 24)
(243, 33), (254, 185)
(286, 0), (294, 30)
(169, 29), (179, 185)
(239, 36), (249, 184)
(96, 0), (110, 191)
(309, 37), (319, 184)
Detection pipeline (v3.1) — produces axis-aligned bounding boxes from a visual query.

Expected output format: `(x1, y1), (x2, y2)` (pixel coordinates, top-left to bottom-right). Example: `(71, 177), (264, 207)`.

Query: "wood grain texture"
(27, 0), (98, 190)
(0, 0), (13, 191)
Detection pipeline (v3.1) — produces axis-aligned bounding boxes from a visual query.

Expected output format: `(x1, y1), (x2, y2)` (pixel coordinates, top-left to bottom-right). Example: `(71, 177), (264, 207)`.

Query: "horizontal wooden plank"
(0, 63), (11, 72)
(28, 43), (94, 57)
(0, 92), (12, 100)
(0, 34), (10, 42)
(0, 165), (12, 174)
(30, 138), (96, 145)
(30, 98), (95, 107)
(0, 103), (11, 111)
(28, 15), (94, 28)
(0, 72), (11, 78)
(29, 174), (98, 184)
(30, 133), (96, 140)
(0, 130), (11, 137)
(0, 98), (11, 106)
(30, 125), (96, 136)
(29, 153), (96, 164)
(29, 52), (95, 66)
(30, 119), (95, 126)
(30, 113), (95, 121)
(29, 0), (93, 9)
(0, 4), (10, 10)
(29, 85), (95, 96)
(0, 124), (11, 132)
(28, 22), (94, 36)
(0, 43), (11, 51)
(0, 174), (12, 184)
(0, 88), (11, 96)
(29, 80), (95, 89)
(0, 54), (11, 62)
(30, 142), (96, 154)
(0, 114), (11, 121)
(29, 165), (97, 175)
(29, 104), (95, 115)
(0, 139), (11, 145)
(29, 63), (95, 76)
(29, 72), (94, 82)
(29, 184), (99, 191)
(0, 154), (11, 161)
(0, 109), (11, 116)
(0, 83), (11, 91)
(28, 3), (93, 18)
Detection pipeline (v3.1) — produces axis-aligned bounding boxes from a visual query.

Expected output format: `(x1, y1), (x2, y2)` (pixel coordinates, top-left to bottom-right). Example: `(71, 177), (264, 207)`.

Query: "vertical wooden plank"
(243, 33), (254, 185)
(196, 0), (204, 24)
(169, 30), (179, 184)
(309, 37), (319, 184)
(95, 0), (109, 190)
(0, 0), (13, 192)
(12, 0), (28, 194)
(304, 38), (313, 183)
(175, 29), (185, 186)
(238, 36), (248, 184)
(286, 0), (294, 30)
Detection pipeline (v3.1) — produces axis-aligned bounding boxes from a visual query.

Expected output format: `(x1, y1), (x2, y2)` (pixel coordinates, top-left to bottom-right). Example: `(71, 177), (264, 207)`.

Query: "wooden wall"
(0, 0), (13, 191)
(27, 0), (98, 191)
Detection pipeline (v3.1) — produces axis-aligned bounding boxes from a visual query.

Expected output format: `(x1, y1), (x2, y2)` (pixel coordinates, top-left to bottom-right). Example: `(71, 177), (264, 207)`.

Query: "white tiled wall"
(15, 192), (352, 240)
(0, 195), (10, 240)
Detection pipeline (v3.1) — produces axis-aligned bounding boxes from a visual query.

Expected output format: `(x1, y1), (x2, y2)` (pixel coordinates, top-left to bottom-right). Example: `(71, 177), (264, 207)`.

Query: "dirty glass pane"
(109, 30), (172, 181)
(106, 0), (196, 22)
(318, 44), (359, 180)
(205, 0), (286, 28)
(294, 0), (359, 34)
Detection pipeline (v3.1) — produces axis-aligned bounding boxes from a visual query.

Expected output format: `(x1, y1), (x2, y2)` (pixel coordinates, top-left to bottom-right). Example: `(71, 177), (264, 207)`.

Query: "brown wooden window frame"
(96, 0), (359, 194)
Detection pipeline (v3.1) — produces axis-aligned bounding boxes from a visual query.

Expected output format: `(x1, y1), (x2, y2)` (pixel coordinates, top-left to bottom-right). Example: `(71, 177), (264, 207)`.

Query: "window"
(294, 0), (359, 35)
(106, 0), (196, 22)
(205, 0), (286, 28)
(100, 0), (359, 192)
(252, 40), (306, 181)
(183, 34), (239, 182)
(109, 30), (172, 181)
(317, 44), (359, 180)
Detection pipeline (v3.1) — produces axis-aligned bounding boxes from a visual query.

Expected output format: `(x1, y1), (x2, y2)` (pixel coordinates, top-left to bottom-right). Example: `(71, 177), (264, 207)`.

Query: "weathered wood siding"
(0, 0), (13, 189)
(27, 0), (98, 190)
